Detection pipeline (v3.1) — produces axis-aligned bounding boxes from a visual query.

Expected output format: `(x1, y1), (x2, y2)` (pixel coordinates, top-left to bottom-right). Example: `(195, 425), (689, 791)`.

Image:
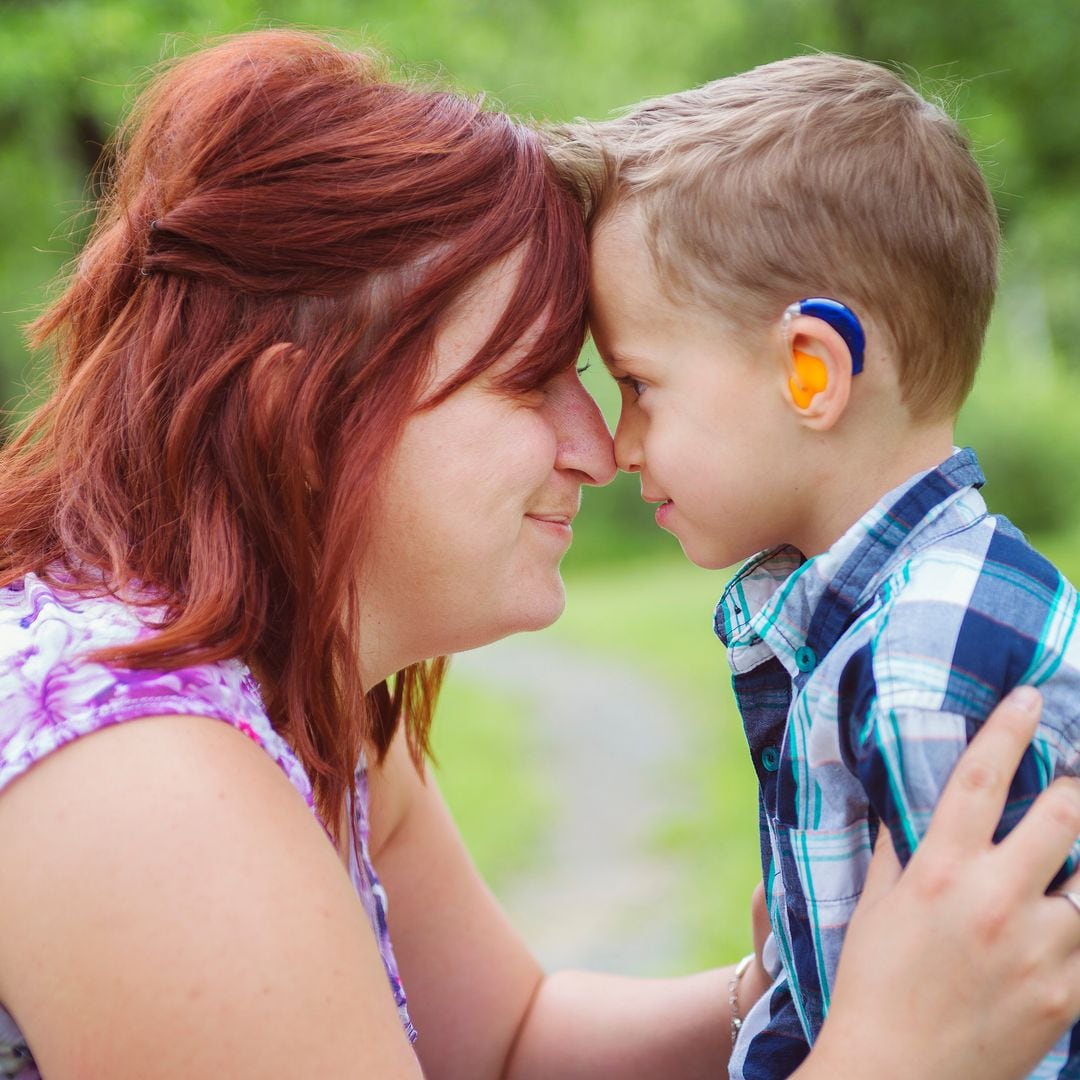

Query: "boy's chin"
(675, 533), (746, 572)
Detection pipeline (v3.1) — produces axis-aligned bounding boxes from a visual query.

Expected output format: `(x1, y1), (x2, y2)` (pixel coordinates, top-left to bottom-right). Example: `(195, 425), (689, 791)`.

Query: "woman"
(0, 30), (1076, 1079)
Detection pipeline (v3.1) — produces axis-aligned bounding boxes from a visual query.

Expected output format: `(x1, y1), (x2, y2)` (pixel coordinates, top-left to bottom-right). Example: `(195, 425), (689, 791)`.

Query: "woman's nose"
(551, 372), (617, 486)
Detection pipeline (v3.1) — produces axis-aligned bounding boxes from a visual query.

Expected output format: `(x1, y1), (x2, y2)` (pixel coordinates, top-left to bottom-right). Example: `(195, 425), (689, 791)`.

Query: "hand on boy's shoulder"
(834, 518), (1080, 869)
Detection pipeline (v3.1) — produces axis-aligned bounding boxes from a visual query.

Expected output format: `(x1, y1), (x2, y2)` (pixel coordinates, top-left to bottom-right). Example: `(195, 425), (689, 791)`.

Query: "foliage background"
(3, 0), (1079, 545)
(2, 0), (1078, 971)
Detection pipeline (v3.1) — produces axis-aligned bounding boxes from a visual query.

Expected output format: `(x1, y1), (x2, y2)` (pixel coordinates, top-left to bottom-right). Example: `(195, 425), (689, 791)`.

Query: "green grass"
(553, 555), (762, 969)
(434, 550), (761, 971)
(430, 674), (551, 890)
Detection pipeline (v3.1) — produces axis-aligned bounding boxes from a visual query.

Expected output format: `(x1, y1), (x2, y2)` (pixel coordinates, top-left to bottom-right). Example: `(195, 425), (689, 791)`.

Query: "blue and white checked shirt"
(716, 448), (1080, 1080)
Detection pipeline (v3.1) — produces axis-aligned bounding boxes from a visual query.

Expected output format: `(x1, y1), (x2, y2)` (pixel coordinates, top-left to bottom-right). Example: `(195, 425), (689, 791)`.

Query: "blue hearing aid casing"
(786, 297), (866, 376)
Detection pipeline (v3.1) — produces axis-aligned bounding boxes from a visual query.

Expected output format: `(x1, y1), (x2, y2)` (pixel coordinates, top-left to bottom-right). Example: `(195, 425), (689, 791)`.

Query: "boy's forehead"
(589, 207), (718, 361)
(590, 204), (651, 270)
(589, 210), (665, 318)
(588, 212), (753, 368)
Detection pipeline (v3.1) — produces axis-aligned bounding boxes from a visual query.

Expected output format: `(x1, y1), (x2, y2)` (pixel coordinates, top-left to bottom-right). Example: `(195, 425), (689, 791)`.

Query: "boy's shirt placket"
(714, 447), (1080, 1080)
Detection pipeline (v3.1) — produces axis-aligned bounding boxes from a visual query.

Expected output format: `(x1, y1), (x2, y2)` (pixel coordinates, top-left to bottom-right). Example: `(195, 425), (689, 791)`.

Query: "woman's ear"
(781, 314), (855, 431)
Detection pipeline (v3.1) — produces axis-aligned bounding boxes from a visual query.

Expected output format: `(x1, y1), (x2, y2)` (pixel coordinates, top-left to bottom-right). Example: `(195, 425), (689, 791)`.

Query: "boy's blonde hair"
(552, 54), (999, 420)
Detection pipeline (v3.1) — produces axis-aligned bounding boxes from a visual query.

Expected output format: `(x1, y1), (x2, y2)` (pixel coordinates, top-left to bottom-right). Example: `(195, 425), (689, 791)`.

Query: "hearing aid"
(781, 297), (866, 408)
(789, 350), (828, 409)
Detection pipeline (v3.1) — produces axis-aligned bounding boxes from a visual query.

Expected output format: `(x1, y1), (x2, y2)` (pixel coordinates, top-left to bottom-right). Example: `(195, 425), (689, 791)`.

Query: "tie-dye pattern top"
(0, 572), (415, 1079)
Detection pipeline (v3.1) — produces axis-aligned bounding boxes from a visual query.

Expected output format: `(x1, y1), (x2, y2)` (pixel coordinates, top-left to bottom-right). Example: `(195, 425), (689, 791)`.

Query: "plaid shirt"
(716, 448), (1080, 1080)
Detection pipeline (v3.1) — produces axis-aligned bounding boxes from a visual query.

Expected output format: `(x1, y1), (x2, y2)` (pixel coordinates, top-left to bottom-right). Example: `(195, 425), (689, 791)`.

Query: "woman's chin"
(478, 580), (567, 646)
(521, 590), (567, 632)
(397, 580), (568, 665)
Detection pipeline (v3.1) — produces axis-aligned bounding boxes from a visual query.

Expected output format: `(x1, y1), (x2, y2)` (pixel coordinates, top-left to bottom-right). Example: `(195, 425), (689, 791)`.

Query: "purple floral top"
(0, 573), (415, 1078)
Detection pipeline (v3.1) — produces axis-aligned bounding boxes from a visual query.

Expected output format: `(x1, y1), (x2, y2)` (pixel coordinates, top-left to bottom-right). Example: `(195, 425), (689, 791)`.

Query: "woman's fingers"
(1058, 866), (1080, 895)
(817, 686), (1080, 1080)
(922, 686), (1043, 852)
(1069, 950), (1080, 1003)
(1046, 868), (1080, 949)
(998, 775), (1080, 892)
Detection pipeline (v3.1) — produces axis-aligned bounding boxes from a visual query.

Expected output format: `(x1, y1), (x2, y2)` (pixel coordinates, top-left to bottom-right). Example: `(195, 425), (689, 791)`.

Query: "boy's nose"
(613, 412), (642, 474)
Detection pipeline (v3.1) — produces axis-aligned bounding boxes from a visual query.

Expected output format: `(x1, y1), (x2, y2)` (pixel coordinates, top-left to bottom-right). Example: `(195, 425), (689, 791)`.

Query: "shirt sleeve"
(0, 583), (313, 807)
(849, 700), (1076, 882)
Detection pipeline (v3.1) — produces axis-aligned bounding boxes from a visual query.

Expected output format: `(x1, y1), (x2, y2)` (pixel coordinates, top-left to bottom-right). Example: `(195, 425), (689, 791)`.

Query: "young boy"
(567, 54), (1080, 1078)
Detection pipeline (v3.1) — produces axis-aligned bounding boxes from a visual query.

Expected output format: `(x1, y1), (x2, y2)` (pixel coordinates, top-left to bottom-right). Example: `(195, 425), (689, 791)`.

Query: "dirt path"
(453, 633), (695, 975)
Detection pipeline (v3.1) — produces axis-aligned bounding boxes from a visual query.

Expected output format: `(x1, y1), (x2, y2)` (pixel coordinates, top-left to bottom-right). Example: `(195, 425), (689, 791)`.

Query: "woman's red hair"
(0, 29), (590, 837)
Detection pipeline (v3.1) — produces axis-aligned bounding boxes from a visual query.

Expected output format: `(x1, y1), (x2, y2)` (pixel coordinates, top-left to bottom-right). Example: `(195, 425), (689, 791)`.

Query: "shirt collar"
(714, 447), (986, 677)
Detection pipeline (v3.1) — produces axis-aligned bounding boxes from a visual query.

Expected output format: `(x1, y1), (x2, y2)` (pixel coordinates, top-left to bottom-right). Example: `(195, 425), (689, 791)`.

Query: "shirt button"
(761, 746), (781, 772)
(795, 645), (817, 672)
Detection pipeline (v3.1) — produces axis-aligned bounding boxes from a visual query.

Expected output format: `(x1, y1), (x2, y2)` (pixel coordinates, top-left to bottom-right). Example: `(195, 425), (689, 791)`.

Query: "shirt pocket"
(771, 816), (873, 1040)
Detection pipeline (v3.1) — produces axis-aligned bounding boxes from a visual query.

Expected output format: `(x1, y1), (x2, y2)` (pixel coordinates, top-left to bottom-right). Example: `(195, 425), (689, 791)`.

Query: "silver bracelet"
(729, 953), (755, 1050)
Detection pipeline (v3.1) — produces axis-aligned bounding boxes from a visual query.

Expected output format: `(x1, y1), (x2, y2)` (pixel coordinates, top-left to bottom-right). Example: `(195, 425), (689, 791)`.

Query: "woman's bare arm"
(369, 729), (760, 1080)
(0, 716), (422, 1080)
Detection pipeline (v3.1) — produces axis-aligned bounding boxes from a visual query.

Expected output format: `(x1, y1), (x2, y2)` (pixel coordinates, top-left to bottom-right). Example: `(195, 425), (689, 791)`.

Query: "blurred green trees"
(2, 0), (1078, 547)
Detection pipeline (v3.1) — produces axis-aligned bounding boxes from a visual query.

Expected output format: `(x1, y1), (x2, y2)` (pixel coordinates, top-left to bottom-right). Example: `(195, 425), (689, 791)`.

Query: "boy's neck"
(790, 422), (955, 559)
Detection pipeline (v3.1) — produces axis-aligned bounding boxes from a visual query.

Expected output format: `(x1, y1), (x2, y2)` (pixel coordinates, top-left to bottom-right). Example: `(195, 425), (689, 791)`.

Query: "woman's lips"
(526, 513), (574, 540)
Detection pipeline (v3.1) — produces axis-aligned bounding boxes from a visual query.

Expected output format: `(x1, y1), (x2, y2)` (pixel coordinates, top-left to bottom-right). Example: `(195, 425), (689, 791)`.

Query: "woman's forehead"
(431, 252), (525, 366)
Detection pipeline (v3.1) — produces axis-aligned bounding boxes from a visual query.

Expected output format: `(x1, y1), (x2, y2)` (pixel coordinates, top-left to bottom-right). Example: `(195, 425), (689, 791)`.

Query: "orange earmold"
(789, 350), (828, 409)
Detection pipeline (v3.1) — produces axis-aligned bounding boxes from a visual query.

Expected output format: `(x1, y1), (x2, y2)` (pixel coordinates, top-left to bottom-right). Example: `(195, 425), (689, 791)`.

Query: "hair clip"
(781, 297), (866, 375)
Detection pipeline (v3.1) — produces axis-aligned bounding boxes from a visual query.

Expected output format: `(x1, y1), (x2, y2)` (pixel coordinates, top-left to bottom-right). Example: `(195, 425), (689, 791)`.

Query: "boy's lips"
(642, 493), (675, 527)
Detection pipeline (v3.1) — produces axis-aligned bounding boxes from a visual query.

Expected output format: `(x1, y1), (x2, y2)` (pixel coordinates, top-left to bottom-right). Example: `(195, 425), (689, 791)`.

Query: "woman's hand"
(803, 687), (1080, 1080)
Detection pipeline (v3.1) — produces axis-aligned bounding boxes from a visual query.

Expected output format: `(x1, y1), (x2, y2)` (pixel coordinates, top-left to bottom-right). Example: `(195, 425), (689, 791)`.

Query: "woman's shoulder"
(0, 571), (313, 807)
(0, 708), (422, 1079)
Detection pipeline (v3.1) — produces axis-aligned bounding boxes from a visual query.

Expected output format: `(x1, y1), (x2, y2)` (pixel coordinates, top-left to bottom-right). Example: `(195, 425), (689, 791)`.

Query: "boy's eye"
(616, 374), (647, 399)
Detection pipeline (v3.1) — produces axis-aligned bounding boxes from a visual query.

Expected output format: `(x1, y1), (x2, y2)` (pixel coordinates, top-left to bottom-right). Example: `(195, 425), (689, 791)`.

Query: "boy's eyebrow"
(587, 337), (619, 372)
(592, 342), (647, 374)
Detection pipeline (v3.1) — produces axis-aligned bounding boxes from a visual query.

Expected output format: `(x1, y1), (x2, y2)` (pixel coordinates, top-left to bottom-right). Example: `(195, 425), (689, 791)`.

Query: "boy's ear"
(780, 314), (855, 431)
